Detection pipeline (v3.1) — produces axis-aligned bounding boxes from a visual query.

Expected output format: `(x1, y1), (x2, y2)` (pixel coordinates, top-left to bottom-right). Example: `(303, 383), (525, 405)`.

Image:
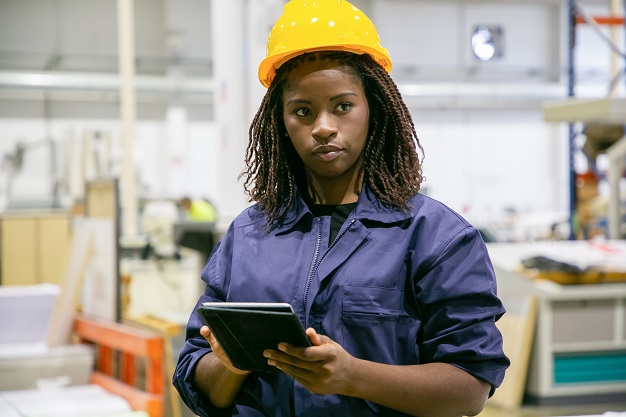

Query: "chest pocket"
(341, 285), (418, 365)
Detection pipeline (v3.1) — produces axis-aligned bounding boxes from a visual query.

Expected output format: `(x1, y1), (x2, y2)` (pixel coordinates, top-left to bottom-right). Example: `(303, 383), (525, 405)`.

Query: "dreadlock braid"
(242, 51), (424, 229)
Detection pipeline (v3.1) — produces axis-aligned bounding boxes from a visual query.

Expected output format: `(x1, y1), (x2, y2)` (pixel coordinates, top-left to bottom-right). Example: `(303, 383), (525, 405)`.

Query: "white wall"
(412, 109), (568, 227)
(373, 0), (561, 82)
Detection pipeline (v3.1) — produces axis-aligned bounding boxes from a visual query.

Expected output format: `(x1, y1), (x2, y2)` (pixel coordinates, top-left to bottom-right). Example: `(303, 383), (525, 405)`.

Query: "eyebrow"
(286, 92), (358, 106)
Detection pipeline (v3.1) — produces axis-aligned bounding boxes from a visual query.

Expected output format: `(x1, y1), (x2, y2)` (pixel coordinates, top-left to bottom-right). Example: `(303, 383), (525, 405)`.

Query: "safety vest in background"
(187, 200), (216, 223)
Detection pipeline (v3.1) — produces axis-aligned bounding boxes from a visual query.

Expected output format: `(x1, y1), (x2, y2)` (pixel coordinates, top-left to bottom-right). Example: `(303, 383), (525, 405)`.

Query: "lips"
(313, 144), (342, 161)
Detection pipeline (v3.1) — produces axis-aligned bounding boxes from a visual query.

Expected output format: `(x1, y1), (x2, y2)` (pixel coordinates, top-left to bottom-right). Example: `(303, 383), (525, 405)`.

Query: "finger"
(271, 358), (314, 379)
(276, 343), (319, 362)
(200, 325), (211, 338)
(266, 349), (319, 377)
(204, 329), (217, 346)
(200, 326), (220, 349)
(268, 346), (323, 370)
(201, 327), (223, 355)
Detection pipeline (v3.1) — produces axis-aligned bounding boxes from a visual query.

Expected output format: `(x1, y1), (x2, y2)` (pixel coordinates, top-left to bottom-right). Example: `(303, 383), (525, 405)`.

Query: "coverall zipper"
(303, 218), (356, 326)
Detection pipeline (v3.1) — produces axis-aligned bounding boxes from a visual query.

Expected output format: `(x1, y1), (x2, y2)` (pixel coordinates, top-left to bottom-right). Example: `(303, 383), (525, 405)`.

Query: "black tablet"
(197, 302), (311, 372)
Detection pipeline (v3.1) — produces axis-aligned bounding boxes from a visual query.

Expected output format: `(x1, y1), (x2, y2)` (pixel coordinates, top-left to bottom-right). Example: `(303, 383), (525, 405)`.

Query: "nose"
(312, 111), (337, 143)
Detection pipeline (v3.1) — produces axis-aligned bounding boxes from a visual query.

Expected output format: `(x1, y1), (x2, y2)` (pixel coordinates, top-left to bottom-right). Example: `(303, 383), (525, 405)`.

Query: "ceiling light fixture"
(471, 25), (504, 61)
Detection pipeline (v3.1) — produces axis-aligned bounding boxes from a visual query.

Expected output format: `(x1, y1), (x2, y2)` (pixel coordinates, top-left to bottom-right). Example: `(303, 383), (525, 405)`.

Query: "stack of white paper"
(0, 283), (60, 355)
(0, 344), (94, 391)
(0, 384), (132, 417)
(0, 396), (21, 417)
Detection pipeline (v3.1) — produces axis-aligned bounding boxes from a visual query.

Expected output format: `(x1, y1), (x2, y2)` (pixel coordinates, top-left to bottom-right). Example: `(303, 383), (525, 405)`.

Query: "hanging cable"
(607, 66), (626, 95)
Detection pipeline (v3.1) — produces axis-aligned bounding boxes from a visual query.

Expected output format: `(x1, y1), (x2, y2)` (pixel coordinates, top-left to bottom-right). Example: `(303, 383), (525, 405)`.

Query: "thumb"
(200, 326), (211, 338)
(305, 327), (331, 346)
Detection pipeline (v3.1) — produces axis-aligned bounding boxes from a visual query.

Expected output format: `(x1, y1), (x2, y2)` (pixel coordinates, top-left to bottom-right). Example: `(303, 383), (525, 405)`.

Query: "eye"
(295, 108), (312, 117)
(335, 102), (353, 113)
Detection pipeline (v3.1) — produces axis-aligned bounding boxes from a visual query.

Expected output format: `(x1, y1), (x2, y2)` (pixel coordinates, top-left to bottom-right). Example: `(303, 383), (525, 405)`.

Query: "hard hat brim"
(258, 45), (392, 88)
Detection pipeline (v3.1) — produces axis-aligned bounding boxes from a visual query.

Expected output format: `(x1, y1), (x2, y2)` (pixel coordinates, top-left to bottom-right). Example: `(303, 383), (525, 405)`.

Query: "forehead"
(283, 59), (363, 94)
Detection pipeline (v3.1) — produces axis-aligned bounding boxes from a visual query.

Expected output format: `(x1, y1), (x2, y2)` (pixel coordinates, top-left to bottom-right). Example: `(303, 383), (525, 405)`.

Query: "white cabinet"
(487, 241), (626, 405)
(525, 281), (626, 404)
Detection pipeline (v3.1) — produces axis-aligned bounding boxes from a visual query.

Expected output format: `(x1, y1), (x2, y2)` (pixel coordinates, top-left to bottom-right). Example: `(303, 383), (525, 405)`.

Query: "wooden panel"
(543, 97), (626, 124)
(38, 215), (71, 285)
(1, 212), (71, 286)
(83, 178), (121, 322)
(527, 269), (626, 285)
(1, 217), (37, 285)
(86, 179), (117, 219)
(488, 294), (537, 409)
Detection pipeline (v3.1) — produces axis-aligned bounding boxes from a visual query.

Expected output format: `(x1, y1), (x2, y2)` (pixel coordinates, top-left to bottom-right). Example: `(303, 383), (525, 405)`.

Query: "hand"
(263, 328), (355, 395)
(200, 326), (251, 376)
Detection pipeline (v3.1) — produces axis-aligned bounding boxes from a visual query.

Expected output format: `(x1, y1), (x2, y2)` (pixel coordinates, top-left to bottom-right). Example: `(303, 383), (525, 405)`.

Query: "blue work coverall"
(173, 186), (509, 416)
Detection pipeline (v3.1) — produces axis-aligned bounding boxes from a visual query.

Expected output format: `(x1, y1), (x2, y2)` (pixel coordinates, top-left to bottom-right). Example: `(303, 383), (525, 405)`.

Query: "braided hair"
(241, 51), (424, 228)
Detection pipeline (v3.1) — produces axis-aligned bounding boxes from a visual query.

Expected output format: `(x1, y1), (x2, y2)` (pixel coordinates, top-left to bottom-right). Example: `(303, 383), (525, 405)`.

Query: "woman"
(173, 1), (509, 416)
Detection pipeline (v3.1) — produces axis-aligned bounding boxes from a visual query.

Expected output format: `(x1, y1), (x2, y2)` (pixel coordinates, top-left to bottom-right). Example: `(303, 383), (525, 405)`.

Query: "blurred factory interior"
(0, 0), (625, 416)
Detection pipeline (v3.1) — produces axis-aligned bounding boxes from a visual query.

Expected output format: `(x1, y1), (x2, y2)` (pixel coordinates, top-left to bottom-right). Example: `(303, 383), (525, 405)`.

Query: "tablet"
(197, 302), (311, 372)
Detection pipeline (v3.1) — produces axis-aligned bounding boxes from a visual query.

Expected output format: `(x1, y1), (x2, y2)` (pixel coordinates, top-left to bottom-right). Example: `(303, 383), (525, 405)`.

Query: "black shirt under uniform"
(309, 202), (357, 245)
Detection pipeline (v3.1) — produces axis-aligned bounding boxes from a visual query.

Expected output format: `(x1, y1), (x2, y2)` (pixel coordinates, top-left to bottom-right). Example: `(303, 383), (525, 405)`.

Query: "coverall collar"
(277, 182), (415, 233)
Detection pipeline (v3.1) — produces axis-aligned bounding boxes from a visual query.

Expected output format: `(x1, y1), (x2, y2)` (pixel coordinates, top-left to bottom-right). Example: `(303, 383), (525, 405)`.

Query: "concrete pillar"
(163, 0), (189, 198)
(211, 0), (249, 222)
(117, 0), (138, 236)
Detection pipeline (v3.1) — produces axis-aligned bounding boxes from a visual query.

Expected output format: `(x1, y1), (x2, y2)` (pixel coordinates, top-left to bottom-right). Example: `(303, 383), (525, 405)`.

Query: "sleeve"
(414, 225), (510, 397)
(172, 224), (237, 417)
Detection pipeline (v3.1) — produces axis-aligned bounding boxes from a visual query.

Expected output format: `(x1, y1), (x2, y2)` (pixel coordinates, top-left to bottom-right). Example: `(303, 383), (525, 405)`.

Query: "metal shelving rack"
(543, 0), (626, 239)
(524, 2), (626, 405)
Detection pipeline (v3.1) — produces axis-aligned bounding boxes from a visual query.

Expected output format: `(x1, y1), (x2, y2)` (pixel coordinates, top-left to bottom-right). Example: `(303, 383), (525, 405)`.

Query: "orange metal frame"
(576, 15), (625, 25)
(74, 314), (165, 417)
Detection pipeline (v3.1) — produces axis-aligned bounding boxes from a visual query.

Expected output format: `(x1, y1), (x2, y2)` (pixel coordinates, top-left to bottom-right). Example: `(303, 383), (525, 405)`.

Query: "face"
(282, 59), (369, 198)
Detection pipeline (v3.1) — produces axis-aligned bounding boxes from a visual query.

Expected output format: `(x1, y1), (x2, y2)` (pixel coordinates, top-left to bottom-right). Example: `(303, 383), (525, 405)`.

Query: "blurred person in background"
(179, 196), (217, 223)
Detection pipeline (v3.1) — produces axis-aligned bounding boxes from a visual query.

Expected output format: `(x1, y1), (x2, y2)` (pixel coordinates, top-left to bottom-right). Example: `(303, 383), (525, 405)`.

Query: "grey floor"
(172, 400), (626, 417)
(479, 402), (626, 417)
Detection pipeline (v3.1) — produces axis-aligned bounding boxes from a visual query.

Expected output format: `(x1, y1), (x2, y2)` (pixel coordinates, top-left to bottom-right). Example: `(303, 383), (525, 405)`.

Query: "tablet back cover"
(197, 304), (310, 372)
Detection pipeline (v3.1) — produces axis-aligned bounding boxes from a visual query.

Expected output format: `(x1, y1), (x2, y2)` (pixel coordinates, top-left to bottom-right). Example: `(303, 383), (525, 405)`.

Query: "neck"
(305, 171), (362, 205)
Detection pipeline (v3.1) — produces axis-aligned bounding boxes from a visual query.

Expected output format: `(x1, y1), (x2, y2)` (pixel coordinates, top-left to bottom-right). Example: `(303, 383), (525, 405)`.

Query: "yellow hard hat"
(258, 0), (392, 88)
